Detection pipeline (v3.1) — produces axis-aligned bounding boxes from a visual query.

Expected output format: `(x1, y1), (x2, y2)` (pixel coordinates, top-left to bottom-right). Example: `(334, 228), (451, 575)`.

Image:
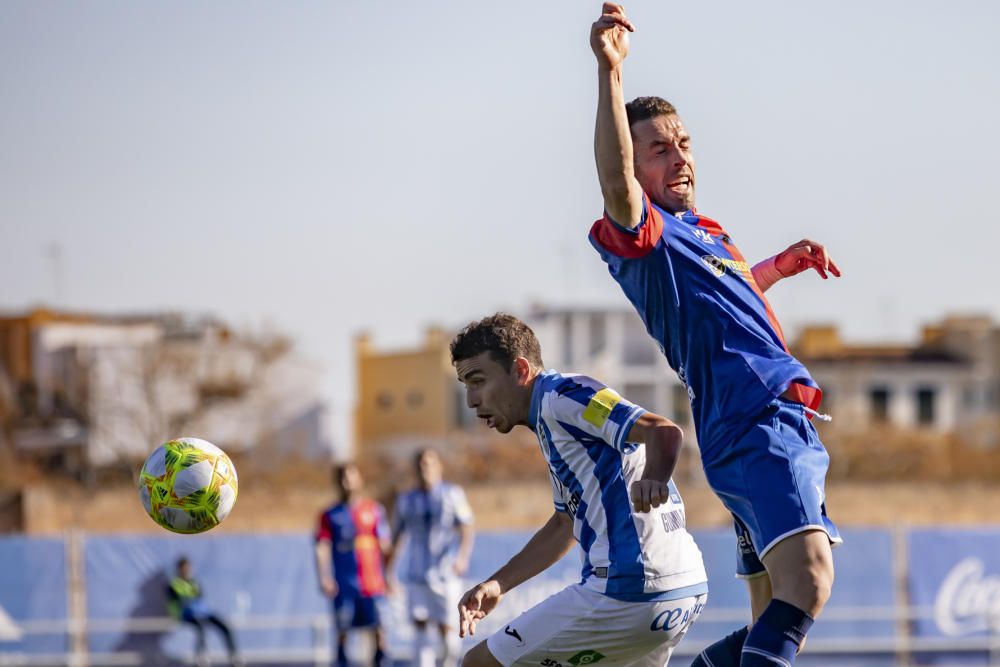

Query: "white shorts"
(407, 580), (461, 627)
(486, 585), (706, 667)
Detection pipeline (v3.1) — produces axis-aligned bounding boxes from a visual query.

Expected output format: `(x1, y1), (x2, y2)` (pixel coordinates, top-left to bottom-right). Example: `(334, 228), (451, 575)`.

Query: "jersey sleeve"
(450, 486), (474, 526)
(549, 376), (647, 453)
(315, 511), (332, 542)
(589, 194), (664, 260)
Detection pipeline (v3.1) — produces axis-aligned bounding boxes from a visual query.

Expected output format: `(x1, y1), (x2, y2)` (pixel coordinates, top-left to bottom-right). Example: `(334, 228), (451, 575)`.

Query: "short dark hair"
(176, 556), (189, 570)
(625, 96), (677, 129)
(414, 447), (439, 467)
(450, 313), (544, 372)
(333, 462), (357, 486)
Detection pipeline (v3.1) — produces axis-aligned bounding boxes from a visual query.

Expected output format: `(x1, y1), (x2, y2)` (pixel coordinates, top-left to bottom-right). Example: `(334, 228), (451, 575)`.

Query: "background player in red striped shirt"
(315, 462), (392, 667)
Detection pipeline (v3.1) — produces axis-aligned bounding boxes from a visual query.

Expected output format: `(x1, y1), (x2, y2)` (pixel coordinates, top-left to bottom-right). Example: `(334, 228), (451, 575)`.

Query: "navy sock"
(741, 599), (813, 666)
(335, 642), (348, 667)
(691, 625), (749, 666)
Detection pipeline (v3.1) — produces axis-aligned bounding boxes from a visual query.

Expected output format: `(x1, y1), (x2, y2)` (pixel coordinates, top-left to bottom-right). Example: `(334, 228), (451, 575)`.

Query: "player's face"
(631, 114), (696, 214)
(338, 465), (362, 495)
(455, 352), (529, 434)
(417, 451), (442, 487)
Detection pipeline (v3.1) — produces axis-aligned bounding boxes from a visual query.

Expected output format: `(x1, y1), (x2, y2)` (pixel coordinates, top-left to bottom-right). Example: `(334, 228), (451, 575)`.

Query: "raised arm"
(457, 510), (575, 638)
(624, 411), (684, 512)
(591, 3), (644, 228)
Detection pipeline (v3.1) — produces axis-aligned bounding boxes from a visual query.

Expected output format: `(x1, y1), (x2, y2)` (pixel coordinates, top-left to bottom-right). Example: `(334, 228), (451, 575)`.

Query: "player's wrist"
(752, 255), (786, 291)
(596, 61), (623, 76)
(488, 575), (511, 595)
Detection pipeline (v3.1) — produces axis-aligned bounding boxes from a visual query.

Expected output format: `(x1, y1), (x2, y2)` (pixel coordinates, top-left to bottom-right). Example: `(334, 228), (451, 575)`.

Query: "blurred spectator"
(166, 556), (242, 667)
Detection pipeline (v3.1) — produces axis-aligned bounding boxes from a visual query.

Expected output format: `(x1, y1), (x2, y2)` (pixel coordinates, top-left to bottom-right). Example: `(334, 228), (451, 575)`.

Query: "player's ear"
(513, 357), (532, 385)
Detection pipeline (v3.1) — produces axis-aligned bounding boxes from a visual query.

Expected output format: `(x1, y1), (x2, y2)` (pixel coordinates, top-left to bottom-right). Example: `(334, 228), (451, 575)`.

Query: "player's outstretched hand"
(457, 580), (503, 638)
(630, 479), (670, 513)
(590, 2), (635, 71)
(774, 239), (842, 280)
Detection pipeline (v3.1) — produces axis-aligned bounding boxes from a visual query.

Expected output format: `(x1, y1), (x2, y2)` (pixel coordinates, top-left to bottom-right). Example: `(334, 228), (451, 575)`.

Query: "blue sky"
(2, 1), (998, 448)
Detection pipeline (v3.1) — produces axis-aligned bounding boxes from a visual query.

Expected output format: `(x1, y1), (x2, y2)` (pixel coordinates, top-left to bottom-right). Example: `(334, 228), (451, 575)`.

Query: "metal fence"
(3, 606), (1000, 667)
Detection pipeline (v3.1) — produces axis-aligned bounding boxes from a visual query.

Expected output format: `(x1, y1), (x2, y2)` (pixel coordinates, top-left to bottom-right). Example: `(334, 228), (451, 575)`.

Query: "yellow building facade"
(353, 328), (468, 473)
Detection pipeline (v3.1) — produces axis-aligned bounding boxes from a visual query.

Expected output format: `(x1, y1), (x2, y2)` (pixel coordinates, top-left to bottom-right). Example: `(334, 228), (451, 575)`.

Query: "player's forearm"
(490, 513), (575, 594)
(641, 422), (683, 483)
(383, 533), (402, 570)
(457, 524), (475, 562)
(752, 255), (784, 292)
(595, 65), (643, 228)
(314, 544), (333, 584)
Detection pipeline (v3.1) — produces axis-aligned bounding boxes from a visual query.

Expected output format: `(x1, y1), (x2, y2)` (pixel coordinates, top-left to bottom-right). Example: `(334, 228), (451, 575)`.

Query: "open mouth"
(668, 176), (692, 195)
(478, 414), (496, 429)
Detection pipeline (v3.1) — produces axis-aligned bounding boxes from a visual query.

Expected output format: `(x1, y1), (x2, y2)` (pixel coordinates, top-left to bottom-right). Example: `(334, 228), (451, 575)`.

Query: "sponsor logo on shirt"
(660, 509), (686, 533)
(701, 255), (752, 280)
(541, 650), (606, 667)
(569, 650), (606, 665)
(650, 600), (706, 633)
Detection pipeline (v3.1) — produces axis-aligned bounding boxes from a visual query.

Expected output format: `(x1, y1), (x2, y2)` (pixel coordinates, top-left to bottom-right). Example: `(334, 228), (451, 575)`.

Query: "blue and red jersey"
(315, 498), (390, 599)
(589, 195), (821, 459)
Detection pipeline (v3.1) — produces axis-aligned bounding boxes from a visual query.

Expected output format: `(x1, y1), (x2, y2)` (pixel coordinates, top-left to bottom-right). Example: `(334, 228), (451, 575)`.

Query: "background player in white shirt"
(388, 448), (475, 667)
(451, 313), (707, 667)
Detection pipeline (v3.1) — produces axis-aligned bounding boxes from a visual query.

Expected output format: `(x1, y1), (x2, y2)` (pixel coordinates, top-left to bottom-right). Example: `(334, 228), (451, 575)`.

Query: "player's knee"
(774, 561), (833, 616)
(807, 544), (835, 608)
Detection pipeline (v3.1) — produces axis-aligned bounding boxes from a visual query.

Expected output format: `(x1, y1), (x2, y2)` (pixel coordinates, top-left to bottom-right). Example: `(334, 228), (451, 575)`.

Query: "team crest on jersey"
(701, 255), (726, 277)
(692, 228), (715, 245)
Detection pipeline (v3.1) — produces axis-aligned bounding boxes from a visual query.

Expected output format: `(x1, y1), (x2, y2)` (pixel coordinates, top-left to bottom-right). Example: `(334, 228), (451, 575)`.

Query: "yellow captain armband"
(582, 387), (622, 428)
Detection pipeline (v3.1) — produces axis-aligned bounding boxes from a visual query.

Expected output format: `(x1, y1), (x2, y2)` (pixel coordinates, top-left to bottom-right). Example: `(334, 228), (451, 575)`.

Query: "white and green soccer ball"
(137, 438), (239, 534)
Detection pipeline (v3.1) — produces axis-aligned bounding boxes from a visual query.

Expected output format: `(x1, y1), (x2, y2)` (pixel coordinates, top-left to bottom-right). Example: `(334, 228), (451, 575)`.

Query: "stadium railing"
(3, 606), (1000, 667)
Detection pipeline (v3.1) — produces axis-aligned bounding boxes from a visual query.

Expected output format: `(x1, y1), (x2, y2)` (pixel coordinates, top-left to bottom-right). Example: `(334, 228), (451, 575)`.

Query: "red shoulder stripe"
(589, 195), (664, 259)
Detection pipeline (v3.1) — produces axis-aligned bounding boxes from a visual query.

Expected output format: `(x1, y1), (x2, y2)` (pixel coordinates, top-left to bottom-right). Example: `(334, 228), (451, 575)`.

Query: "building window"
(916, 387), (936, 426)
(869, 387), (890, 423)
(375, 392), (393, 411)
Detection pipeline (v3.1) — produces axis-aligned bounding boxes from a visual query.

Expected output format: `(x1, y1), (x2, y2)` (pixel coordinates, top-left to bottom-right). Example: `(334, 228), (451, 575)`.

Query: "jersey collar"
(528, 369), (558, 430)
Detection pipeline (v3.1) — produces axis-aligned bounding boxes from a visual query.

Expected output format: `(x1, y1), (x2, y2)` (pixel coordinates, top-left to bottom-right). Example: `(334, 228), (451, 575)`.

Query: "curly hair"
(450, 313), (544, 372)
(625, 96), (678, 129)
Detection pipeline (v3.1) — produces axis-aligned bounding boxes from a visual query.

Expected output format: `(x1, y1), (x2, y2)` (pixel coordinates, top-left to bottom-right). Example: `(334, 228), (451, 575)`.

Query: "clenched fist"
(591, 2), (635, 71)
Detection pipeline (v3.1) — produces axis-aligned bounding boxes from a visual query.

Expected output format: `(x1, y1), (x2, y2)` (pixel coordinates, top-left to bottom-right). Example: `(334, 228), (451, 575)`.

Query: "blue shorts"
(702, 397), (842, 578)
(332, 594), (382, 631)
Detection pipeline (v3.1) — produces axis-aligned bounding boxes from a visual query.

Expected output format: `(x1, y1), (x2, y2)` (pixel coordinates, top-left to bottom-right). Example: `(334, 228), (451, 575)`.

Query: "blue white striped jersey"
(393, 482), (473, 585)
(530, 369), (707, 602)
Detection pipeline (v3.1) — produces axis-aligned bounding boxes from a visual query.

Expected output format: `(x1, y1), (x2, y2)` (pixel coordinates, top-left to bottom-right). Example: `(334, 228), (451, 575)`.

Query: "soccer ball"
(137, 438), (239, 534)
